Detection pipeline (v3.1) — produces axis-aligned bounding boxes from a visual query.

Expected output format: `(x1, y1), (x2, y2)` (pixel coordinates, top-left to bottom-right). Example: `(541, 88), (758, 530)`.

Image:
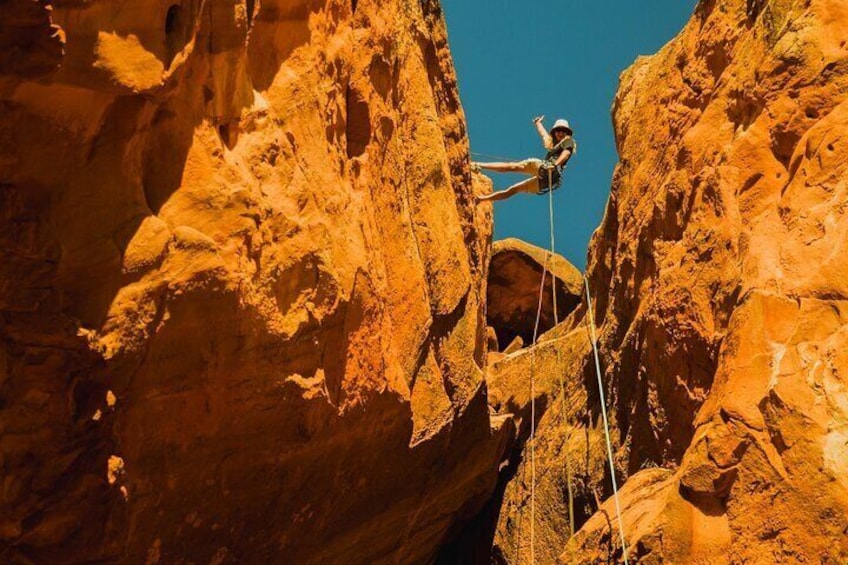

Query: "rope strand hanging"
(583, 275), (629, 564)
(470, 150), (523, 162)
(528, 252), (547, 564)
(523, 167), (629, 564)
(548, 173), (576, 539)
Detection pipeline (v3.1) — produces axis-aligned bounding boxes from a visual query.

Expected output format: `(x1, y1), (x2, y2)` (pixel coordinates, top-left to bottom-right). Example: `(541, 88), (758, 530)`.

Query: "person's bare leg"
(474, 161), (526, 173)
(477, 177), (538, 202)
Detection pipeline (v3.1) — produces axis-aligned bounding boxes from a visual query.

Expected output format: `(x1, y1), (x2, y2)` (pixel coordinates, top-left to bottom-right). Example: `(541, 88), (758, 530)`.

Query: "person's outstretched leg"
(473, 161), (527, 173)
(477, 177), (539, 202)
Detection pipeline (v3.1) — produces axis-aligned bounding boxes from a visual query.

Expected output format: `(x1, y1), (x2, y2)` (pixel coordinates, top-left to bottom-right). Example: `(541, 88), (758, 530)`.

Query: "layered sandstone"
(492, 0), (848, 563)
(0, 1), (512, 563)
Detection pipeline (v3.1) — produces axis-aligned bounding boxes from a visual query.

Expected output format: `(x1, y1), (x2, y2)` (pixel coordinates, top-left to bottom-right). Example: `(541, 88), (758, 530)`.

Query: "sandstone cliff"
(492, 0), (848, 563)
(0, 1), (512, 563)
(6, 0), (848, 563)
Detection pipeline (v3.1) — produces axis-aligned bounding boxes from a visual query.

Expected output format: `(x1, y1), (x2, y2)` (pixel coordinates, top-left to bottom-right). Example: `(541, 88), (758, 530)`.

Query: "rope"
(514, 457), (526, 561)
(547, 168), (555, 270)
(525, 166), (627, 564)
(526, 168), (555, 563)
(514, 155), (630, 563)
(548, 171), (576, 539)
(525, 168), (571, 564)
(583, 275), (629, 564)
(470, 150), (522, 162)
(528, 252), (547, 565)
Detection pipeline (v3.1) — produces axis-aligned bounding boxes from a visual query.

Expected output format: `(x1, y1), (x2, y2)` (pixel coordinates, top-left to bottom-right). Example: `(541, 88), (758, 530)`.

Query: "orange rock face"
(0, 0), (64, 79)
(0, 1), (511, 562)
(493, 1), (848, 563)
(7, 0), (848, 562)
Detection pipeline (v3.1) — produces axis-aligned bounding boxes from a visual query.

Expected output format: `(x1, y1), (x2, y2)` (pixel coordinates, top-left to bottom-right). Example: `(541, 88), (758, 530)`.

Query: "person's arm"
(532, 115), (553, 150)
(553, 146), (573, 168)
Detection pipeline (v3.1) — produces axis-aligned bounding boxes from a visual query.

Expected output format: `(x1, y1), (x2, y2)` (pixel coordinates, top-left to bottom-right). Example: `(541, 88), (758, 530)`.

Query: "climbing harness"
(521, 167), (629, 564)
(537, 161), (563, 194)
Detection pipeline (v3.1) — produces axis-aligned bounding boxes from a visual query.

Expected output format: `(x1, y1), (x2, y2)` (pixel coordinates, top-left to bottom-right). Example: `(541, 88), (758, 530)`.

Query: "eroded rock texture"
(493, 0), (848, 563)
(0, 0), (512, 563)
(0, 0), (64, 78)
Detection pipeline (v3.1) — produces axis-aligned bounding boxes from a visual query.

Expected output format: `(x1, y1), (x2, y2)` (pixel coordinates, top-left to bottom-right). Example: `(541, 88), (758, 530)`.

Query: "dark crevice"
(727, 89), (765, 132)
(434, 460), (513, 564)
(217, 120), (238, 150)
(246, 0), (255, 27)
(165, 4), (190, 67)
(746, 0), (765, 25)
(345, 86), (371, 158)
(434, 394), (546, 563)
(770, 127), (801, 170)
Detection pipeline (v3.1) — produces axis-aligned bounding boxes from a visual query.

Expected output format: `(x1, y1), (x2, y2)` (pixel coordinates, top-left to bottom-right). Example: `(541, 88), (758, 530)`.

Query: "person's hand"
(532, 115), (545, 124)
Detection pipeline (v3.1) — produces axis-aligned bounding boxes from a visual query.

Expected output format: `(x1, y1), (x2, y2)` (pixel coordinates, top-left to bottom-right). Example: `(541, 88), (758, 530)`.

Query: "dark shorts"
(537, 166), (562, 193)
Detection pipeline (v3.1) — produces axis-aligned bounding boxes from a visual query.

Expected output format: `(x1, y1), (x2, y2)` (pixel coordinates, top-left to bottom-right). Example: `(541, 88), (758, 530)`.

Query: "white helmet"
(550, 119), (573, 135)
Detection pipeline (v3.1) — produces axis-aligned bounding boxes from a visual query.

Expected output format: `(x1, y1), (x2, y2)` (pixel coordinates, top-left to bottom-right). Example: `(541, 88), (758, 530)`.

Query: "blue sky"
(442, 1), (697, 269)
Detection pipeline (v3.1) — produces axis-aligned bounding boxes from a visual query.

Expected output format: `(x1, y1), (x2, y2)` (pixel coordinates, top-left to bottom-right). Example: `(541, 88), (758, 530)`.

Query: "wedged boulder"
(487, 238), (582, 351)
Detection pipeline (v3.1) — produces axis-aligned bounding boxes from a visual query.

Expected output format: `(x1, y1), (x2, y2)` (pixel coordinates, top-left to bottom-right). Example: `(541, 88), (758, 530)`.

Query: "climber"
(475, 116), (576, 202)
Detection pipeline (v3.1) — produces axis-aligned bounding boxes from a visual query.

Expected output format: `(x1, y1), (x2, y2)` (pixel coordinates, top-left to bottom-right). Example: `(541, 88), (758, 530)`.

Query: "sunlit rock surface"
(5, 0), (848, 562)
(0, 1), (512, 562)
(492, 0), (848, 563)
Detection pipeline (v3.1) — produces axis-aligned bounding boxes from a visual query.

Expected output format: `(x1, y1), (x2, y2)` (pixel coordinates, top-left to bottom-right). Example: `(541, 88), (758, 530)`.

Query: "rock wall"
(7, 0), (848, 562)
(492, 0), (848, 563)
(0, 0), (512, 563)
